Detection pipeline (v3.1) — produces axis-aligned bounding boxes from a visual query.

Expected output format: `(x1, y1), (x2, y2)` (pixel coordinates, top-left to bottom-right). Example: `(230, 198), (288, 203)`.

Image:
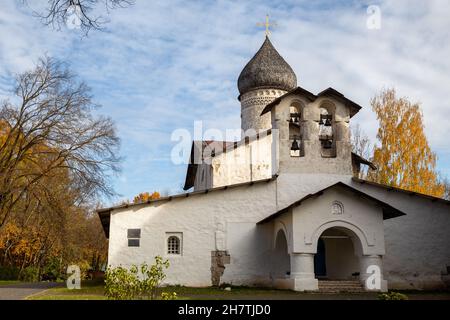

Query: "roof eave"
(257, 182), (406, 225)
(260, 86), (363, 118)
(352, 177), (450, 205)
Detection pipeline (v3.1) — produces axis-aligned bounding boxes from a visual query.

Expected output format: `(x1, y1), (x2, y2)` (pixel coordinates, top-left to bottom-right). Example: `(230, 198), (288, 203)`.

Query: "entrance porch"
(257, 182), (405, 292)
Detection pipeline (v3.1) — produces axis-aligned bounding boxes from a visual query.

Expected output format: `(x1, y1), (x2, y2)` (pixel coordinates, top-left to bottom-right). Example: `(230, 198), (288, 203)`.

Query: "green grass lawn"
(28, 280), (106, 300)
(27, 280), (450, 300)
(0, 280), (21, 286)
(28, 280), (308, 300)
(27, 280), (372, 300)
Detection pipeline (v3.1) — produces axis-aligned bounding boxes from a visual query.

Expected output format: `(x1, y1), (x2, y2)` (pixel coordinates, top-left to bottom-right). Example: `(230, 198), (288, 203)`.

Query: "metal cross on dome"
(256, 14), (277, 36)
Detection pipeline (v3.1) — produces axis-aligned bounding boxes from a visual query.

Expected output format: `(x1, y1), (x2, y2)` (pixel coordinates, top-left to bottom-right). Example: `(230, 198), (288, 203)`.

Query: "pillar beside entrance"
(359, 255), (388, 292)
(290, 253), (319, 291)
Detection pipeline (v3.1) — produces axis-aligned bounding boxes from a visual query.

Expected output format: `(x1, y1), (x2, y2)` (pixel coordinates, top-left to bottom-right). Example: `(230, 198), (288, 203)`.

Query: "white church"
(98, 36), (450, 292)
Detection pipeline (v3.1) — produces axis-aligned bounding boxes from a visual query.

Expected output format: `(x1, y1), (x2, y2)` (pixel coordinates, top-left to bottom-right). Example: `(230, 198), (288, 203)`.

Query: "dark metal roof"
(183, 140), (228, 191)
(351, 152), (377, 170)
(352, 177), (450, 205)
(257, 182), (406, 224)
(260, 86), (362, 118)
(238, 36), (297, 98)
(183, 129), (272, 191)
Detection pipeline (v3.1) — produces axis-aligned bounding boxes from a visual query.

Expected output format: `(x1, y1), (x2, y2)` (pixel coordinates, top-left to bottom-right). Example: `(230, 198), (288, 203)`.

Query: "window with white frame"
(166, 233), (182, 255)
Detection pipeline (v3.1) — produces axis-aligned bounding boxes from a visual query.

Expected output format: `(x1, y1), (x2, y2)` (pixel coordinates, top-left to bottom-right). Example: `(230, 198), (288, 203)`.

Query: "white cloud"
(0, 0), (449, 199)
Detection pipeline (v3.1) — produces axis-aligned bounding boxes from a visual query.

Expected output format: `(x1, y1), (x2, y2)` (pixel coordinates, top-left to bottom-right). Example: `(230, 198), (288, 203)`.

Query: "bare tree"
(20, 0), (134, 35)
(0, 56), (121, 227)
(440, 176), (450, 201)
(351, 123), (372, 160)
(350, 124), (373, 179)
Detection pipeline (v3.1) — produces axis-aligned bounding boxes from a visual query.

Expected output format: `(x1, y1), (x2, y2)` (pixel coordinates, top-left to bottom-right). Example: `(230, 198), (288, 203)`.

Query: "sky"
(0, 0), (449, 204)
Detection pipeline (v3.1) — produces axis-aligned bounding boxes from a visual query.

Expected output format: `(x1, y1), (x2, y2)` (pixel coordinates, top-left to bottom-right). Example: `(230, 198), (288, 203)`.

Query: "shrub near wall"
(104, 256), (176, 300)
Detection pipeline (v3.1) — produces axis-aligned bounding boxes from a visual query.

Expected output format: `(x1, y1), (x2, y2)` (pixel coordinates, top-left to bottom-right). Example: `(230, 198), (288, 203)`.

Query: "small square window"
(127, 229), (141, 238)
(127, 228), (141, 247)
(128, 239), (140, 247)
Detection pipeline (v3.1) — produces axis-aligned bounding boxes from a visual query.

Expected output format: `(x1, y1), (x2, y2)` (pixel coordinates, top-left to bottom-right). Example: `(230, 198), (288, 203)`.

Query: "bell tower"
(263, 88), (360, 176)
(237, 36), (297, 133)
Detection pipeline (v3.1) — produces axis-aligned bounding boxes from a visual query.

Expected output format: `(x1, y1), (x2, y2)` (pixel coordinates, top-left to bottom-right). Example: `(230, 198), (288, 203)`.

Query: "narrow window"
(319, 107), (336, 157)
(289, 103), (304, 157)
(166, 232), (183, 255)
(167, 236), (180, 254)
(127, 228), (141, 247)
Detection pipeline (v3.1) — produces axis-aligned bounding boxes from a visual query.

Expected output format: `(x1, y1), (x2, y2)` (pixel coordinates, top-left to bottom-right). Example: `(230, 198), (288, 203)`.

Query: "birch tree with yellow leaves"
(368, 88), (445, 197)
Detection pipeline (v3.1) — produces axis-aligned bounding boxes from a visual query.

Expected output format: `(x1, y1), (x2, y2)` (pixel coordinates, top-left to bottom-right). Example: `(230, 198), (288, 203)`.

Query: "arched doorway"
(314, 238), (326, 278)
(314, 227), (361, 280)
(272, 230), (290, 279)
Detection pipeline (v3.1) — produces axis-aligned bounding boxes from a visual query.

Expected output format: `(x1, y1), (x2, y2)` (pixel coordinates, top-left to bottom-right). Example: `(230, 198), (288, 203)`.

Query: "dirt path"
(0, 282), (62, 300)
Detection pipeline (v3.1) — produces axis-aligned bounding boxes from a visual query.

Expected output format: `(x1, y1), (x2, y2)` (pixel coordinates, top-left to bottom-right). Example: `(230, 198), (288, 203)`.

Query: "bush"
(161, 292), (178, 300)
(41, 257), (63, 281)
(104, 265), (140, 300)
(139, 256), (170, 300)
(378, 291), (408, 300)
(104, 256), (176, 300)
(0, 266), (19, 280)
(19, 266), (39, 282)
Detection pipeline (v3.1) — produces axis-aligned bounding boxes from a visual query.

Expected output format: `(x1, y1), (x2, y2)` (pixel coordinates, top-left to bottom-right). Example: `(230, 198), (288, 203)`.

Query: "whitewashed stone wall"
(108, 181), (278, 287)
(240, 89), (286, 132)
(350, 181), (450, 290)
(210, 134), (273, 188)
(290, 188), (386, 256)
(271, 95), (353, 176)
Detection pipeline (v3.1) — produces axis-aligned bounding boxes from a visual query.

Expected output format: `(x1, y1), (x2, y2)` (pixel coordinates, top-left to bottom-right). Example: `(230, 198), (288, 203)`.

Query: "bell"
(319, 116), (325, 125)
(324, 117), (332, 127)
(323, 139), (332, 149)
(291, 139), (300, 151)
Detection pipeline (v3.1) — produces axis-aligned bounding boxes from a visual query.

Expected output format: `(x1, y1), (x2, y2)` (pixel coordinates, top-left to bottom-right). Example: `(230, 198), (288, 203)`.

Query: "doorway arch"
(314, 227), (362, 280)
(272, 229), (290, 278)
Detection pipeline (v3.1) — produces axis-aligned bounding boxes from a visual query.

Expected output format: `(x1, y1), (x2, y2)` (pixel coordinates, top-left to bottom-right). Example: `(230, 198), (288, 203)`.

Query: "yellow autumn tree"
(368, 88), (444, 197)
(133, 192), (161, 204)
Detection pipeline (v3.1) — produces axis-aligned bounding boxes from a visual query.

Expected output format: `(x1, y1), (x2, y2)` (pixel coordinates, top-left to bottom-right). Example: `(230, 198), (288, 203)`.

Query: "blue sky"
(1, 0), (449, 204)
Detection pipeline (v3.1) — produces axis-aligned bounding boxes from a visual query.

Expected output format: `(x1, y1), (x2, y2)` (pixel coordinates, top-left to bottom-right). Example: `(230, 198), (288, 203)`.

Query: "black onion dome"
(238, 36), (297, 96)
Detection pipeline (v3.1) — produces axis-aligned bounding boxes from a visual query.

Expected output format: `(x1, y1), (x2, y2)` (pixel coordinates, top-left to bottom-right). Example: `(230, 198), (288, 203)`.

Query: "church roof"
(183, 140), (229, 191)
(97, 175), (278, 238)
(237, 36), (297, 98)
(352, 153), (377, 170)
(260, 86), (362, 118)
(97, 177), (449, 238)
(352, 177), (450, 205)
(183, 129), (272, 190)
(257, 182), (407, 224)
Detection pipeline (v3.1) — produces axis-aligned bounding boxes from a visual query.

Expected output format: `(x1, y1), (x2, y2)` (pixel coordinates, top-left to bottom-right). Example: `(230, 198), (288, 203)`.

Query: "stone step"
(319, 283), (362, 287)
(319, 282), (362, 286)
(319, 280), (361, 284)
(318, 280), (365, 293)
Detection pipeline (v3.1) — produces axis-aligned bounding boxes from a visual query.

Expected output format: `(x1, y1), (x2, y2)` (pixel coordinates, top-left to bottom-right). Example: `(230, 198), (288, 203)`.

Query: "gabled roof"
(98, 175), (278, 238)
(261, 86), (362, 118)
(183, 140), (228, 191)
(183, 129), (272, 190)
(257, 182), (406, 224)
